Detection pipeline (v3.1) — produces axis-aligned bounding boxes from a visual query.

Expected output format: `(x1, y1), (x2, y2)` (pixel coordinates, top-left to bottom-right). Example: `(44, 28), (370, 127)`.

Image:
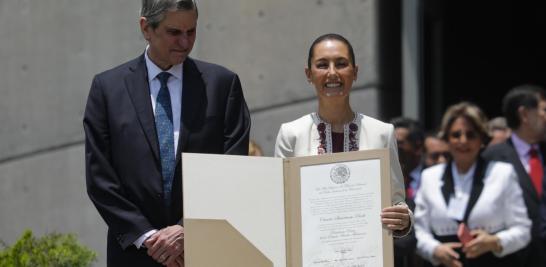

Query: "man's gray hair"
(141, 0), (198, 29)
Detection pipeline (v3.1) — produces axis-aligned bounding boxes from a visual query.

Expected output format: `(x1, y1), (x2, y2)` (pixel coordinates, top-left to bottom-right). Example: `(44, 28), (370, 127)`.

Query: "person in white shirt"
(274, 33), (412, 236)
(415, 102), (531, 267)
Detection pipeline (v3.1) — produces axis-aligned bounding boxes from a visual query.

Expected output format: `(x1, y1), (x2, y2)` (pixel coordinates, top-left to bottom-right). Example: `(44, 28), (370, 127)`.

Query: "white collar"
(451, 161), (477, 182)
(144, 45), (183, 83)
(511, 133), (536, 157)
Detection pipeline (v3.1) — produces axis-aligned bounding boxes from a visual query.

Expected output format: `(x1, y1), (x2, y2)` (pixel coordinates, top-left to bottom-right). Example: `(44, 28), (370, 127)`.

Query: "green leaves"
(0, 230), (96, 267)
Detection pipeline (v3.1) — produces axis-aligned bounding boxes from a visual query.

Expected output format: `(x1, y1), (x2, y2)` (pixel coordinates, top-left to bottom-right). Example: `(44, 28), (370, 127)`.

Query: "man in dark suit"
(542, 175), (546, 251)
(83, 1), (250, 266)
(391, 117), (425, 267)
(483, 84), (546, 267)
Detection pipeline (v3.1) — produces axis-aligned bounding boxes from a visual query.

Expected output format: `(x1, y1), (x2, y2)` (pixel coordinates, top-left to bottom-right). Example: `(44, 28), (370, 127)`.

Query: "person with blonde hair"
(415, 102), (531, 267)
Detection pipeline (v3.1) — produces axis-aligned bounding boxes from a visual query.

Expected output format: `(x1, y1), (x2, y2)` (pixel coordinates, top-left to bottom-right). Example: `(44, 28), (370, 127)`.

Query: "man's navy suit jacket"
(83, 54), (250, 266)
(483, 140), (546, 267)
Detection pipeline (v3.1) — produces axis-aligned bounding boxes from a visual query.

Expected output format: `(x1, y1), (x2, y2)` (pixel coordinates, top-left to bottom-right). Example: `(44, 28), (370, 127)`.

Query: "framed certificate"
(284, 150), (393, 267)
(183, 149), (393, 267)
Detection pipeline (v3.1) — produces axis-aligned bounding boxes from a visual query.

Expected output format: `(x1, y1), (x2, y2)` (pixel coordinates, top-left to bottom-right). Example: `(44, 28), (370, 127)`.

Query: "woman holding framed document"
(414, 102), (531, 267)
(273, 33), (412, 235)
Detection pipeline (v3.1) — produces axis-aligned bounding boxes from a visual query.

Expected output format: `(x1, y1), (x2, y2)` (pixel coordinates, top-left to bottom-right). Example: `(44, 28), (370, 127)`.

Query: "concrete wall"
(0, 1), (382, 265)
(192, 0), (381, 154)
(0, 1), (143, 265)
(0, 1), (144, 162)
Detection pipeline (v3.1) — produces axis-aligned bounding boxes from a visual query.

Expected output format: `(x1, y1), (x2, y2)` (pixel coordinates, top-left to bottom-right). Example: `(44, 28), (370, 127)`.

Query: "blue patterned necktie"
(155, 72), (175, 205)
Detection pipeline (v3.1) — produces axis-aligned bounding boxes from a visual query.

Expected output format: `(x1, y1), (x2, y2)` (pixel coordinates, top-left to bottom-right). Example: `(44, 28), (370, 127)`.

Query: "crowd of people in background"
(250, 84), (546, 267)
(83, 0), (544, 265)
(388, 84), (546, 267)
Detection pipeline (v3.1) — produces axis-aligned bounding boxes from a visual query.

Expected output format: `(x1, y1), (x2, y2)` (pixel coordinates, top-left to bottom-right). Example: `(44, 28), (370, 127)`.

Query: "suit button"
(157, 193), (162, 199)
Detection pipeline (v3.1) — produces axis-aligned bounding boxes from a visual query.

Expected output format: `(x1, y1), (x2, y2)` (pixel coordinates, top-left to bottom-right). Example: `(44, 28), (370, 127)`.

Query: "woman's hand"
(463, 229), (502, 258)
(433, 242), (463, 267)
(380, 205), (410, 231)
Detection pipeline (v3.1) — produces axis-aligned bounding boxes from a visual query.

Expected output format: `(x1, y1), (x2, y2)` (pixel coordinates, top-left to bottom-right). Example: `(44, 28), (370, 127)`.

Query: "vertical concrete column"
(402, 0), (423, 120)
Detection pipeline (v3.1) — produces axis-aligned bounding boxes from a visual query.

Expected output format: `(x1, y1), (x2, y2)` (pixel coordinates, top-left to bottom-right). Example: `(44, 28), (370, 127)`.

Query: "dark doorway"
(422, 0), (546, 130)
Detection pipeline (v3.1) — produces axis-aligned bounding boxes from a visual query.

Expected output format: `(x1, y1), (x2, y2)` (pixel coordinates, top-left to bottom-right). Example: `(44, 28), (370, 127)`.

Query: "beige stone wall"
(0, 1), (381, 265)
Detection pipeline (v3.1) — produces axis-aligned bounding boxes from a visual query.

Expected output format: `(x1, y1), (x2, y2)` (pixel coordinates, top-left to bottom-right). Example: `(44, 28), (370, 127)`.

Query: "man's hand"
(166, 254), (184, 267)
(463, 229), (501, 258)
(381, 205), (410, 231)
(433, 242), (463, 267)
(144, 225), (184, 266)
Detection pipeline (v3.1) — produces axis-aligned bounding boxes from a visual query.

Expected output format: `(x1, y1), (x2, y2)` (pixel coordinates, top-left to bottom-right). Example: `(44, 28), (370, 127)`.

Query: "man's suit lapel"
(506, 139), (539, 202)
(440, 163), (454, 207)
(175, 58), (207, 165)
(125, 54), (161, 163)
(464, 156), (486, 223)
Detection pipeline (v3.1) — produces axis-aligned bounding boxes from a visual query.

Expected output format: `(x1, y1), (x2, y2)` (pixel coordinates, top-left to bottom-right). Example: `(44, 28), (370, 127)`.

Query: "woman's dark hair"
(307, 33), (355, 69)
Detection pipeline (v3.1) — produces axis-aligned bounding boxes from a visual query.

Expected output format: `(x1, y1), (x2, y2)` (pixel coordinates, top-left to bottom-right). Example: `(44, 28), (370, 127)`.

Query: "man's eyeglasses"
(449, 130), (479, 140)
